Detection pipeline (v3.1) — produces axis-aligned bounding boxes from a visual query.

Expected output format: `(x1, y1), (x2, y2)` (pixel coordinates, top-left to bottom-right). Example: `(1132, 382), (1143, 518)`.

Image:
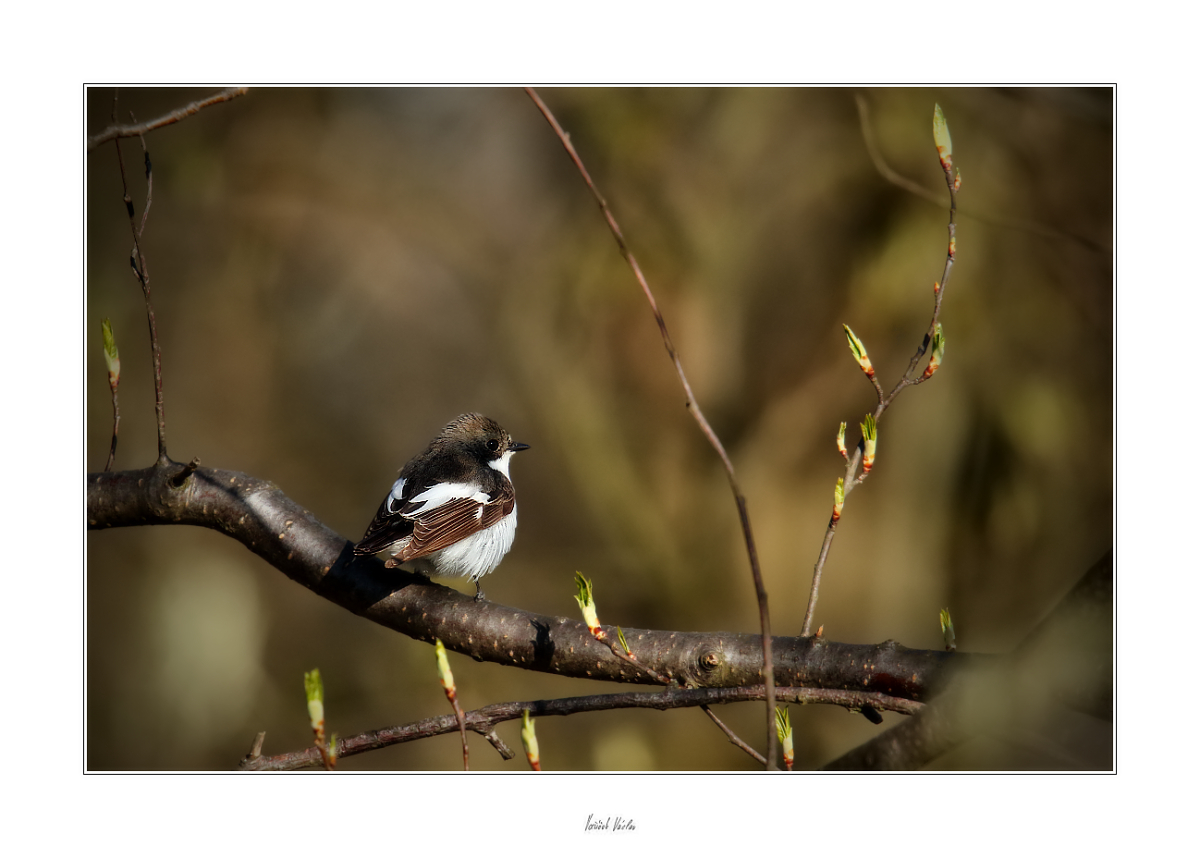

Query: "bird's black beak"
(511, 441), (530, 452)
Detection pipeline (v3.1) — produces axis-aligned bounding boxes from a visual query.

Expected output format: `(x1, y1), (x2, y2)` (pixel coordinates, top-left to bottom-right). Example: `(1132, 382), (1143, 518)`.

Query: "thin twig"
(482, 728), (515, 760)
(168, 457), (201, 489)
(135, 128), (153, 237)
(451, 694), (469, 770)
(114, 137), (169, 463)
(801, 523), (840, 636)
(853, 93), (1108, 256)
(598, 625), (766, 764)
(702, 705), (767, 766)
(584, 578), (762, 761)
(105, 387), (120, 472)
(524, 86), (778, 770)
(87, 87), (249, 150)
(801, 107), (959, 638)
(241, 731), (266, 766)
(596, 628), (677, 686)
(240, 685), (920, 771)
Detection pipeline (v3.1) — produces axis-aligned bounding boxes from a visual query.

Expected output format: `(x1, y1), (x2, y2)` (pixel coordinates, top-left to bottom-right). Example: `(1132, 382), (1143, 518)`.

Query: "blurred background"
(85, 87), (1112, 771)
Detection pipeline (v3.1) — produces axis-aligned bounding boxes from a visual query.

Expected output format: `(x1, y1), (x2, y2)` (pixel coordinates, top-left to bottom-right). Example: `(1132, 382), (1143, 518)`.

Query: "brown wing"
(397, 482), (515, 562)
(354, 498), (416, 556)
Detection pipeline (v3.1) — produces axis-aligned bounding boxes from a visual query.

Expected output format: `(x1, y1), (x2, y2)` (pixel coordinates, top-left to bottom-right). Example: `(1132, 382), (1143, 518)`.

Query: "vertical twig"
(801, 104), (960, 637)
(94, 89), (246, 473)
(106, 385), (120, 471)
(454, 698), (469, 770)
(527, 88), (778, 769)
(435, 640), (470, 770)
(113, 134), (169, 464)
(102, 319), (122, 472)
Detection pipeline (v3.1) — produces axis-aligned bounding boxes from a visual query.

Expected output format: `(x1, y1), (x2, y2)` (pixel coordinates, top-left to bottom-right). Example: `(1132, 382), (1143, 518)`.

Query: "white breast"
(421, 506), (518, 582)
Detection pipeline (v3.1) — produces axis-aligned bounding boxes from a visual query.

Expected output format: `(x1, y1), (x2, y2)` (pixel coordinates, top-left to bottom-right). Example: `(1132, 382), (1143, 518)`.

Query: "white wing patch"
(385, 477), (408, 513)
(404, 481), (489, 515)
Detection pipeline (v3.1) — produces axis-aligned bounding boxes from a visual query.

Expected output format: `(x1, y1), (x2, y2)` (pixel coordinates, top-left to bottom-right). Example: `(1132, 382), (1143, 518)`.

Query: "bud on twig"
(775, 706), (794, 771)
(435, 638), (470, 770)
(860, 414), (877, 476)
(304, 668), (325, 737)
(616, 626), (633, 657)
(435, 638), (456, 699)
(574, 572), (605, 640)
(521, 709), (541, 771)
(832, 478), (845, 522)
(304, 668), (336, 769)
(836, 422), (848, 459)
(843, 325), (875, 380)
(923, 324), (946, 379)
(933, 103), (953, 172)
(101, 318), (121, 389)
(940, 608), (956, 652)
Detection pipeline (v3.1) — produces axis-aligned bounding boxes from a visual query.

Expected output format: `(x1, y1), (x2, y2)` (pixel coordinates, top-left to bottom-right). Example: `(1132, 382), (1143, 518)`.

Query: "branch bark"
(87, 460), (970, 697)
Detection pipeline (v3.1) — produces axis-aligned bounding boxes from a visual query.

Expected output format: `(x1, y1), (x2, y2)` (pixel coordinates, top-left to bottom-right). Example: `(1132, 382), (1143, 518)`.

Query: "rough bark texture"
(87, 461), (971, 698)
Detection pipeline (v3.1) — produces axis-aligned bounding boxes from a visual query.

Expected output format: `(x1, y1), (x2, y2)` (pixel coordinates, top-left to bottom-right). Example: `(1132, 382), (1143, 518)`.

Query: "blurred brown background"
(85, 87), (1112, 770)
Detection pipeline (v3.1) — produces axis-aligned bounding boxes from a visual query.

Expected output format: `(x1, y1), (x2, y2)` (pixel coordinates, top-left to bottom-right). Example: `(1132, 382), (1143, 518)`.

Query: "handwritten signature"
(584, 814), (636, 832)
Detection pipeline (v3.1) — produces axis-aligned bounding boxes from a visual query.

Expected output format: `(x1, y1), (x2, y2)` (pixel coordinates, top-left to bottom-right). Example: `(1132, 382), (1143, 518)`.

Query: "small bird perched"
(354, 413), (529, 601)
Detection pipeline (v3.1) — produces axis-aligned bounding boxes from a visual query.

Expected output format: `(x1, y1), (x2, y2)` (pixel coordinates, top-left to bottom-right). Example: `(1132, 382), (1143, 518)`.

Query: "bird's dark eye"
(487, 439), (500, 451)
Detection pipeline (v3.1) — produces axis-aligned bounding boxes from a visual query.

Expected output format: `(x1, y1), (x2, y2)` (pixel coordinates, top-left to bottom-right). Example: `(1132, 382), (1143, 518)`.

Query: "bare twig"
(240, 685), (921, 771)
(452, 698), (468, 770)
(100, 87), (237, 468)
(801, 105), (960, 637)
(525, 86), (779, 769)
(87, 87), (249, 150)
(241, 731), (267, 767)
(114, 138), (169, 464)
(106, 385), (120, 471)
(802, 523), (841, 637)
(135, 129), (153, 238)
(702, 705), (767, 766)
(168, 457), (201, 489)
(482, 728), (515, 760)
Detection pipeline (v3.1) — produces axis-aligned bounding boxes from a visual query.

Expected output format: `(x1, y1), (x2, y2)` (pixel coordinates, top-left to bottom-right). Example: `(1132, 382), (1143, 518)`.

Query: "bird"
(354, 413), (529, 601)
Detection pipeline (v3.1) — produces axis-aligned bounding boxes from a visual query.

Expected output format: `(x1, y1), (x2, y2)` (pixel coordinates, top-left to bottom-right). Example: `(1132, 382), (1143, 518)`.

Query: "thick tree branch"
(87, 460), (970, 696)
